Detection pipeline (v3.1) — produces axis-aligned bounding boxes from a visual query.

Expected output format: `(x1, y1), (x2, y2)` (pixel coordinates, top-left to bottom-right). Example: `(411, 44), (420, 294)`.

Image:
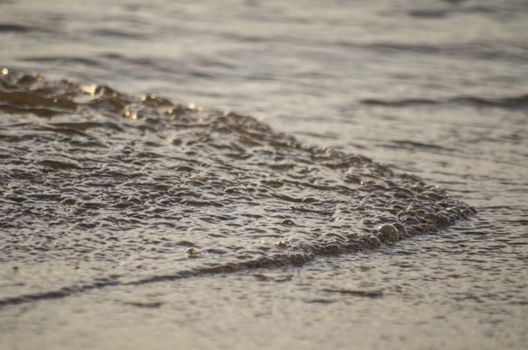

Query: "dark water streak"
(360, 94), (528, 109)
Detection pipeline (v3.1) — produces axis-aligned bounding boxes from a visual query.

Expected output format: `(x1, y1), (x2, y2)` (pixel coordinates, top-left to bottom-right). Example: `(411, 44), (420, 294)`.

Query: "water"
(1, 0), (527, 349)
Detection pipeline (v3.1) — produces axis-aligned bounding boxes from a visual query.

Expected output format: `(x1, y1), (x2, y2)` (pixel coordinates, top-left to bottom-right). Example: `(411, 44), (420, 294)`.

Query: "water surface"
(1, 0), (527, 349)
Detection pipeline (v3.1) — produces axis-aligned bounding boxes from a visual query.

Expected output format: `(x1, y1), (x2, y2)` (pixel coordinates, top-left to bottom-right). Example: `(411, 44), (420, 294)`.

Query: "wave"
(360, 94), (528, 109)
(0, 23), (54, 34)
(0, 69), (475, 307)
(407, 4), (501, 20)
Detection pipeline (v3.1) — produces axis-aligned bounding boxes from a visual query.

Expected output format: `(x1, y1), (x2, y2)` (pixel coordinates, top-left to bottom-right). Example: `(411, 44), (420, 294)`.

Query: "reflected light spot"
(188, 102), (204, 111)
(82, 85), (97, 96)
(124, 109), (138, 120)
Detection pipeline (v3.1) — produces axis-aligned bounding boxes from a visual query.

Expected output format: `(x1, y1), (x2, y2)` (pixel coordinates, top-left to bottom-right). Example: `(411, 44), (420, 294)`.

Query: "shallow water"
(1, 0), (527, 349)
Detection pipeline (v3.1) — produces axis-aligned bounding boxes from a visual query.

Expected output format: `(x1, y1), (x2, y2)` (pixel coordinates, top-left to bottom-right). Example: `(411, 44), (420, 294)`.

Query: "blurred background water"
(1, 0), (527, 349)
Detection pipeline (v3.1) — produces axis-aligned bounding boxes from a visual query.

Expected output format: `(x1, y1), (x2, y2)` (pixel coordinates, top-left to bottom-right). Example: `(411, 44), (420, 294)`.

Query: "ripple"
(360, 94), (528, 110)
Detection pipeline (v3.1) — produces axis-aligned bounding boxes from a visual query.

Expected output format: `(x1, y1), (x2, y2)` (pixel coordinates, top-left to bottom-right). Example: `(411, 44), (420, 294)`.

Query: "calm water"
(1, 0), (527, 349)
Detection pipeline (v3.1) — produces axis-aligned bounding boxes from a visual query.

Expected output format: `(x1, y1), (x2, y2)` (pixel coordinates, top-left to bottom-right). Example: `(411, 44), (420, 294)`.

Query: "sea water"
(0, 0), (527, 349)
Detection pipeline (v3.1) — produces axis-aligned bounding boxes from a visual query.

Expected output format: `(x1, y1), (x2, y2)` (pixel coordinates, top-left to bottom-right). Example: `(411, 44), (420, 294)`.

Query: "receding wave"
(360, 94), (528, 109)
(0, 69), (475, 307)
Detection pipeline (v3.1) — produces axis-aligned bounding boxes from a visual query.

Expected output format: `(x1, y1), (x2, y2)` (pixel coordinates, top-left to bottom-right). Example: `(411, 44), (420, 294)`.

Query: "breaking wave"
(0, 69), (475, 307)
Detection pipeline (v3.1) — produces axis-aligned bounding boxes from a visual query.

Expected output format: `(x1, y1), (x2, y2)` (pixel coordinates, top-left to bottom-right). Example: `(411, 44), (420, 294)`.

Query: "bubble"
(377, 224), (401, 243)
